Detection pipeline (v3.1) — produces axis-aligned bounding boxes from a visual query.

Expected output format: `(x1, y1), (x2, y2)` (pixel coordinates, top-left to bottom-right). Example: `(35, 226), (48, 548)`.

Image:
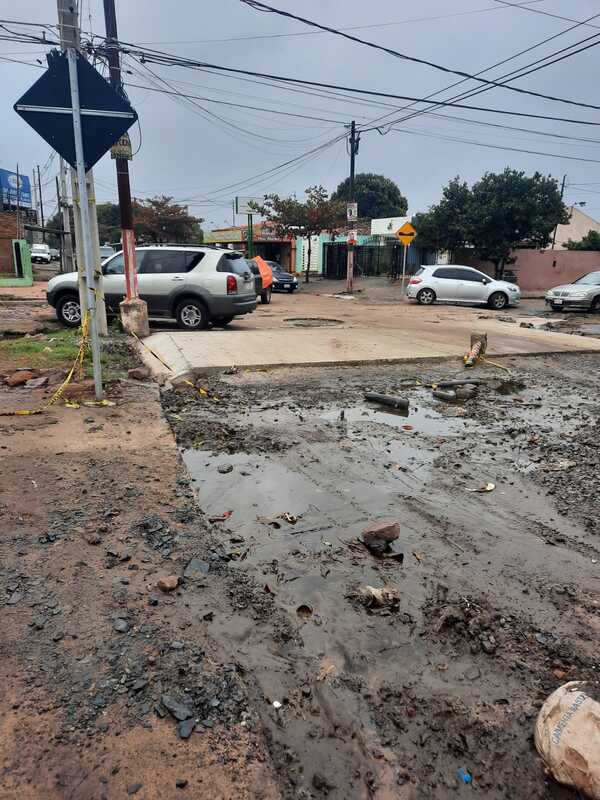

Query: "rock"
(520, 321), (534, 329)
(91, 694), (107, 708)
(217, 463), (233, 474)
(178, 718), (196, 739)
(25, 376), (48, 389)
(161, 694), (193, 721)
(6, 591), (23, 605)
(362, 520), (400, 552)
(183, 558), (210, 579)
(157, 575), (179, 592)
(128, 366), (151, 381)
(127, 784), (143, 796)
(5, 370), (34, 387)
(86, 533), (101, 545)
(464, 666), (481, 681)
(61, 379), (95, 400)
(170, 641), (185, 651)
(113, 618), (130, 633)
(313, 773), (335, 792)
(175, 778), (189, 789)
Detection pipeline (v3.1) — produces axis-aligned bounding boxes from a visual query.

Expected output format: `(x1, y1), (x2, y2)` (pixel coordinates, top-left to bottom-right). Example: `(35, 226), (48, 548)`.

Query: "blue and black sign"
(14, 49), (137, 172)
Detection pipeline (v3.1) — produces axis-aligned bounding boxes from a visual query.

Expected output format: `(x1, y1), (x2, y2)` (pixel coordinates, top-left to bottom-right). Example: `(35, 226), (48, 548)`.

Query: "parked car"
(99, 244), (116, 260)
(545, 271), (600, 312)
(30, 243), (52, 264)
(406, 265), (520, 309)
(49, 248), (60, 261)
(266, 261), (298, 293)
(47, 245), (257, 330)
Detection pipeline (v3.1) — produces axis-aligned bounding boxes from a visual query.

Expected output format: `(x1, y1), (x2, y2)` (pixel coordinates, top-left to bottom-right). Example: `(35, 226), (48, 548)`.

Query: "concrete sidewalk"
(139, 308), (600, 378)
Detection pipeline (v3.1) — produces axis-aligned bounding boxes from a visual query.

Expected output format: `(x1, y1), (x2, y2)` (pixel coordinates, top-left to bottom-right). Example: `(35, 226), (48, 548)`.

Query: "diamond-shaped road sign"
(395, 221), (417, 246)
(14, 49), (137, 172)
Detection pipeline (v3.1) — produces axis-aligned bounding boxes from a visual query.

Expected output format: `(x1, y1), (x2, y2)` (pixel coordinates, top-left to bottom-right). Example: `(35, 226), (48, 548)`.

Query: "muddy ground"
(162, 351), (600, 799)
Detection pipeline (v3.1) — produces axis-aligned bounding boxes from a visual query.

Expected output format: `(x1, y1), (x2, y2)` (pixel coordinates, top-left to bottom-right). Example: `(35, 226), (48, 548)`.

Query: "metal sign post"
(67, 47), (103, 400)
(395, 221), (417, 291)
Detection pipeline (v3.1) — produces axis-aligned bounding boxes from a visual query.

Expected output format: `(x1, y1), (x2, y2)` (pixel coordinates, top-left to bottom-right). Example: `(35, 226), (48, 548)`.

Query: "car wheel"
(287, 286), (296, 293)
(591, 296), (600, 313)
(212, 315), (234, 327)
(550, 303), (562, 311)
(488, 291), (508, 310)
(175, 299), (209, 331)
(56, 294), (82, 327)
(416, 288), (436, 305)
(260, 287), (272, 305)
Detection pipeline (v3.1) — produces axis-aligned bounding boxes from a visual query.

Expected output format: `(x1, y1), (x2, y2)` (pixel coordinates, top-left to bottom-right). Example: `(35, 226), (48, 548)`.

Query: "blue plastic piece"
(457, 767), (473, 784)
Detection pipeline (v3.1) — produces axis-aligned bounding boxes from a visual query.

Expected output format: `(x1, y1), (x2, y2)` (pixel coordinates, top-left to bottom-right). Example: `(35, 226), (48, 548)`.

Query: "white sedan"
(406, 265), (521, 310)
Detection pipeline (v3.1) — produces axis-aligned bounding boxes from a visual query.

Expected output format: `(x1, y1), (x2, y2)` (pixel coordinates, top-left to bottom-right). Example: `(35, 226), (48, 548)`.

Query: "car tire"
(550, 303), (563, 311)
(56, 293), (82, 327)
(260, 287), (272, 305)
(287, 286), (296, 293)
(488, 291), (508, 310)
(591, 296), (600, 313)
(416, 288), (436, 305)
(212, 315), (234, 327)
(175, 299), (209, 331)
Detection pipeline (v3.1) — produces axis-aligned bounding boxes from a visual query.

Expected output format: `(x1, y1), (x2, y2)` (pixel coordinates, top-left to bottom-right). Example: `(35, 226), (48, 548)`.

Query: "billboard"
(0, 169), (32, 208)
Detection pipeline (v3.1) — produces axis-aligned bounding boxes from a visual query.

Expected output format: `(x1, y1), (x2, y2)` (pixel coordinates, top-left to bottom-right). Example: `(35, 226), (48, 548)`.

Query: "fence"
(323, 242), (435, 279)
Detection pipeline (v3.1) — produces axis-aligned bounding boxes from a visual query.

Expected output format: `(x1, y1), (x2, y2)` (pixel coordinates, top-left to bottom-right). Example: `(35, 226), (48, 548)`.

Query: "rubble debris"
(208, 510), (233, 523)
(183, 558), (210, 579)
(161, 694), (194, 721)
(364, 392), (409, 412)
(257, 512), (299, 528)
(349, 585), (401, 610)
(456, 767), (473, 784)
(25, 376), (48, 389)
(218, 463), (233, 474)
(362, 520), (400, 555)
(464, 331), (487, 368)
(157, 575), (179, 592)
(466, 482), (495, 493)
(128, 366), (151, 380)
(5, 370), (34, 386)
(535, 681), (600, 799)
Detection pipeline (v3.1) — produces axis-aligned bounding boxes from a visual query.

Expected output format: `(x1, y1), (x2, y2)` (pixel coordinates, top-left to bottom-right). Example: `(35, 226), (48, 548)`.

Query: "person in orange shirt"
(253, 255), (273, 304)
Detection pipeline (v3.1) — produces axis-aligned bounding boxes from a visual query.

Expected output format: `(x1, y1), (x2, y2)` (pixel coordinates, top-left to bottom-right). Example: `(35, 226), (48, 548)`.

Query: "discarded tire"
(535, 681), (600, 799)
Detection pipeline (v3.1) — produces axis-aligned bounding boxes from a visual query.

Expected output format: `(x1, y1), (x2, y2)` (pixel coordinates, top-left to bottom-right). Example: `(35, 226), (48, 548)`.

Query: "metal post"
(59, 157), (73, 272)
(67, 47), (103, 400)
(247, 213), (254, 257)
(15, 163), (21, 240)
(401, 243), (408, 290)
(37, 165), (45, 241)
(551, 173), (567, 250)
(232, 199), (235, 226)
(346, 120), (358, 293)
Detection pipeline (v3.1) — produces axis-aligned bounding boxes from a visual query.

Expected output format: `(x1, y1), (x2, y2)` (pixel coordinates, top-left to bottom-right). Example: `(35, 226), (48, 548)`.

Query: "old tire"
(56, 293), (82, 328)
(175, 299), (209, 331)
(416, 288), (436, 305)
(488, 291), (508, 310)
(260, 287), (272, 305)
(212, 315), (234, 327)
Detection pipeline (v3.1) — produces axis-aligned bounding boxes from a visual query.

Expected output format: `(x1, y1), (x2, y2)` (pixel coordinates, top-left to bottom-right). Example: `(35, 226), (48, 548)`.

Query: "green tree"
(469, 169), (569, 278)
(564, 229), (600, 250)
(96, 202), (121, 245)
(412, 177), (471, 260)
(257, 185), (345, 282)
(332, 173), (407, 220)
(133, 196), (204, 243)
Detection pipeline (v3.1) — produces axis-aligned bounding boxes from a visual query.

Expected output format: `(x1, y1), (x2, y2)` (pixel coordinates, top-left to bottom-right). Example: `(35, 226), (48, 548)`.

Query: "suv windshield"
(574, 271), (600, 285)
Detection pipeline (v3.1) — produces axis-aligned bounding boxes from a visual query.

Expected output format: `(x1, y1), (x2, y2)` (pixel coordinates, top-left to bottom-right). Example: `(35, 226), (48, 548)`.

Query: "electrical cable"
(493, 1), (600, 30)
(239, 0), (600, 111)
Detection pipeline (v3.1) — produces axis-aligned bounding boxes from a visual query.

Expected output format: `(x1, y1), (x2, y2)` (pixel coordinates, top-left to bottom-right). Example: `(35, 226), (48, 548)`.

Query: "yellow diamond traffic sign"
(395, 221), (417, 245)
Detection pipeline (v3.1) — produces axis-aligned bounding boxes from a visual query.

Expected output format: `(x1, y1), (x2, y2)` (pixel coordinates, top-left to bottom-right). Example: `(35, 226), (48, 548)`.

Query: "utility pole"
(37, 165), (45, 241)
(57, 0), (108, 335)
(345, 120), (360, 293)
(551, 173), (567, 250)
(102, 0), (149, 336)
(247, 213), (254, 257)
(232, 199), (235, 226)
(58, 157), (74, 272)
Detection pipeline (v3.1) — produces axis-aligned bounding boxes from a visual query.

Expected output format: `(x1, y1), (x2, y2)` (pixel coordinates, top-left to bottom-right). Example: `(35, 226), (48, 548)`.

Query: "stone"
(6, 591), (23, 605)
(157, 575), (179, 592)
(464, 666), (481, 681)
(217, 464), (233, 474)
(178, 719), (196, 739)
(91, 694), (107, 708)
(113, 618), (130, 633)
(362, 520), (400, 550)
(170, 641), (185, 651)
(161, 694), (193, 721)
(183, 558), (210, 579)
(126, 784), (143, 796)
(128, 366), (151, 381)
(5, 370), (34, 387)
(175, 778), (188, 789)
(25, 376), (49, 389)
(62, 379), (95, 400)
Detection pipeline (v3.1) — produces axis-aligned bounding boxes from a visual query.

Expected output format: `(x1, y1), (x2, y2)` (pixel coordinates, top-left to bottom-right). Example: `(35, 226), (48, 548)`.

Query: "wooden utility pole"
(58, 157), (74, 272)
(345, 120), (359, 293)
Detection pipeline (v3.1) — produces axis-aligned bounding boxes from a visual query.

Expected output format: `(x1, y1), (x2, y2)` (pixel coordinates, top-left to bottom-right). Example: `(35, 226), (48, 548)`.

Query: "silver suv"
(406, 265), (520, 309)
(46, 245), (257, 330)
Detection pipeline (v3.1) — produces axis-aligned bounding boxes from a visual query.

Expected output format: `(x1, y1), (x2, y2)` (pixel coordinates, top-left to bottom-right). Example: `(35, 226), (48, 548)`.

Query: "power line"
(239, 0), (600, 111)
(493, 1), (600, 30)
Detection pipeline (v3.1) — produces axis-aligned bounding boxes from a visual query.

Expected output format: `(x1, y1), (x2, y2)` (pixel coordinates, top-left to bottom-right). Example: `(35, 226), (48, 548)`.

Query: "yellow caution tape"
(1, 311), (91, 417)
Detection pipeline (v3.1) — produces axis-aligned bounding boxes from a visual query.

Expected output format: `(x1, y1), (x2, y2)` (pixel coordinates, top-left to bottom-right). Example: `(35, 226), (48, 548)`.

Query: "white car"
(30, 243), (52, 264)
(545, 271), (600, 312)
(406, 265), (520, 310)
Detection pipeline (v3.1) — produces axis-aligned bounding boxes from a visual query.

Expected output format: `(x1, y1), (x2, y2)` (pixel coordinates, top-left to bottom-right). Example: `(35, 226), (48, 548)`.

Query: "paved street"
(139, 284), (600, 378)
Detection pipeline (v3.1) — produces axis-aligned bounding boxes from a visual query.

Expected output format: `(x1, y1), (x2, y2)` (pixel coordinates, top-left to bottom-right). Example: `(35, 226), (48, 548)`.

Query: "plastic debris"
(466, 482), (495, 493)
(364, 392), (409, 412)
(457, 767), (472, 784)
(349, 585), (400, 610)
(535, 681), (600, 799)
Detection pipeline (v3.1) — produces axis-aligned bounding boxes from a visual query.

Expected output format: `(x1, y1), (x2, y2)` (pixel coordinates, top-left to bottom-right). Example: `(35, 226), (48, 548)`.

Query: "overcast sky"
(3, 0), (600, 228)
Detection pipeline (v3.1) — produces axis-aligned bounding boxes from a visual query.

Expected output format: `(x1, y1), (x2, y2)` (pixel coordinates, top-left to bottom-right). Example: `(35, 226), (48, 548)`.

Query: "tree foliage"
(332, 172), (407, 220)
(413, 169), (568, 278)
(133, 196), (203, 243)
(564, 229), (600, 251)
(256, 185), (345, 282)
(97, 202), (121, 245)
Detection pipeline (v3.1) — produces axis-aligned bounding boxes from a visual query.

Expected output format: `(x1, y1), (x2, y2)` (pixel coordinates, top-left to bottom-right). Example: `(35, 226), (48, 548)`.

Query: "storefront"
(205, 222), (296, 271)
